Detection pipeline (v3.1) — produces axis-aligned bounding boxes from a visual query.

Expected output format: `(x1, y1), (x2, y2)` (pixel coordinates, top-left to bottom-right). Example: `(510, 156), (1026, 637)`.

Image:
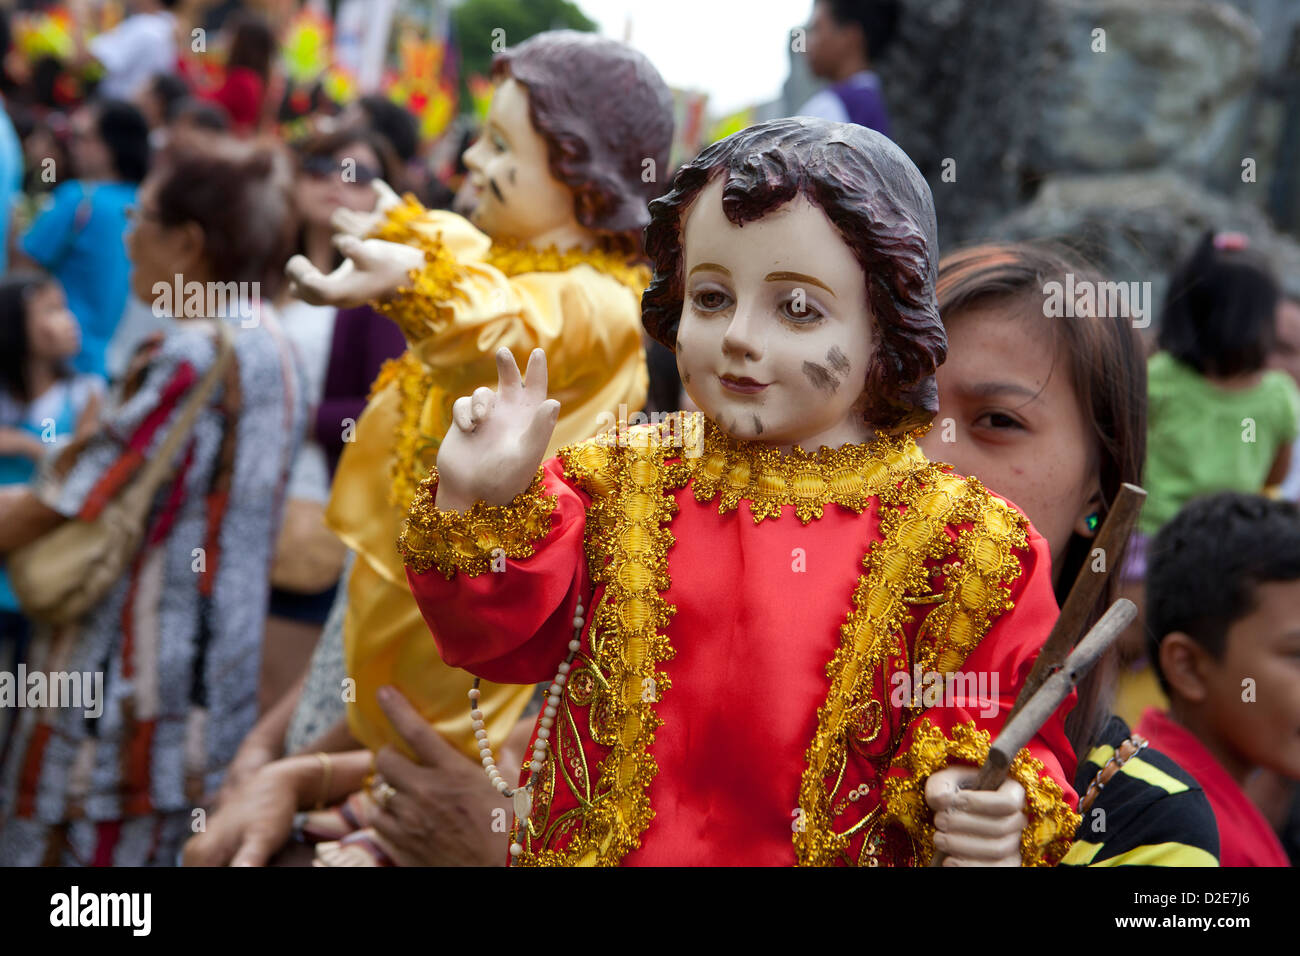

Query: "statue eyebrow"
(765, 271), (835, 297)
(688, 262), (731, 277)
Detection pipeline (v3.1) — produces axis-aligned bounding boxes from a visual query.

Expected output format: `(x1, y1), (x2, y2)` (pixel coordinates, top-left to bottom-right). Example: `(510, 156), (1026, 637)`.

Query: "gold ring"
(372, 780), (397, 810)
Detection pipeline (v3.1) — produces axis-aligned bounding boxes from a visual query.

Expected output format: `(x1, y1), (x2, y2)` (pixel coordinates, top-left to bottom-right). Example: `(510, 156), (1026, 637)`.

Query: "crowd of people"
(0, 0), (1295, 869)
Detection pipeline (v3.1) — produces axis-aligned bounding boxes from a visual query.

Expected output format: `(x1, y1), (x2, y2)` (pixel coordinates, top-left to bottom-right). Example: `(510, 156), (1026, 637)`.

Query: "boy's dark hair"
(1156, 230), (1279, 377)
(491, 31), (674, 255)
(643, 116), (944, 433)
(95, 99), (151, 183)
(357, 95), (419, 163)
(1147, 492), (1300, 695)
(819, 0), (901, 60)
(0, 273), (63, 403)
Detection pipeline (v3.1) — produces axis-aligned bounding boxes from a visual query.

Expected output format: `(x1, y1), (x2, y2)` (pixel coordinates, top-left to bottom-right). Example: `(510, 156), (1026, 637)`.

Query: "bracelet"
(313, 752), (332, 811)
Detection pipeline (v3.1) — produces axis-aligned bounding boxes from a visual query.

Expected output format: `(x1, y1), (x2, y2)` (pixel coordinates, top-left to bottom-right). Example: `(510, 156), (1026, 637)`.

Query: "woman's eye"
(975, 412), (1026, 431)
(780, 298), (823, 323)
(491, 136), (507, 153)
(692, 289), (732, 312)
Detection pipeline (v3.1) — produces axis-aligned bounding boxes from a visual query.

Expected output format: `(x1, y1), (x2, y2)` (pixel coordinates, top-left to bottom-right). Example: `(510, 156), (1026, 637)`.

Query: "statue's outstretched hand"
(435, 348), (561, 512)
(285, 234), (423, 308)
(330, 179), (404, 238)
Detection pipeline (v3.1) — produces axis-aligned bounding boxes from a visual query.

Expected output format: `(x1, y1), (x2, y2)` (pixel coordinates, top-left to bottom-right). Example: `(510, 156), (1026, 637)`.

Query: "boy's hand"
(434, 347), (560, 512)
(925, 765), (1027, 866)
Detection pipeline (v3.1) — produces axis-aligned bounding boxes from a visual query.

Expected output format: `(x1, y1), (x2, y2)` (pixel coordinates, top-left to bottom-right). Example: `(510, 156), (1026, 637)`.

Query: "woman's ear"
(171, 221), (207, 278)
(1072, 484), (1104, 538)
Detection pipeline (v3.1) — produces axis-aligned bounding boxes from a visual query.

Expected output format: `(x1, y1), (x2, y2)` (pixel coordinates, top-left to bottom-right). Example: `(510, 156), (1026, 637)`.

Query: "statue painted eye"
(780, 298), (823, 324)
(691, 289), (732, 312)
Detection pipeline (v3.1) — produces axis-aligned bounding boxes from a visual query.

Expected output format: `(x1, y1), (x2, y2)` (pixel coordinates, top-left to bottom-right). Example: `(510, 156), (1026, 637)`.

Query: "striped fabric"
(0, 313), (304, 866)
(1061, 716), (1220, 867)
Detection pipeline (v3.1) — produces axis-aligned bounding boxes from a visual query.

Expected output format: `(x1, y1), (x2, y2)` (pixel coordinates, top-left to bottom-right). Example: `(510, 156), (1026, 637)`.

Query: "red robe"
(402, 415), (1080, 866)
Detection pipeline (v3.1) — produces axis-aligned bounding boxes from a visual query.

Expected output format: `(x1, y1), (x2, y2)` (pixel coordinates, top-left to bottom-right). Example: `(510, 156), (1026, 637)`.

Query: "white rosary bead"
(548, 694), (561, 708)
(475, 728), (488, 741)
(573, 617), (584, 629)
(468, 688), (481, 702)
(481, 755), (495, 768)
(470, 709), (483, 721)
(471, 719), (485, 731)
(537, 727), (550, 740)
(568, 639), (581, 652)
(557, 662), (571, 674)
(554, 674), (567, 686)
(509, 843), (523, 857)
(539, 716), (554, 729)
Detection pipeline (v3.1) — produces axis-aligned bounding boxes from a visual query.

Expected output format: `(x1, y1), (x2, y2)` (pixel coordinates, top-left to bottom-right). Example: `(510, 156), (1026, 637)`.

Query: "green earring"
(1085, 513), (1100, 533)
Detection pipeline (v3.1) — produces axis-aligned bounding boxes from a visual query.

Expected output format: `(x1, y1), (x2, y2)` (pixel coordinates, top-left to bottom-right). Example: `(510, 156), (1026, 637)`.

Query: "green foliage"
(453, 0), (598, 91)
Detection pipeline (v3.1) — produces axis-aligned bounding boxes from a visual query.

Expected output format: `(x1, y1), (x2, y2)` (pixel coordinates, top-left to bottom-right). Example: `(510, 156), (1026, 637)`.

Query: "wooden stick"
(1004, 482), (1146, 726)
(928, 598), (1136, 866)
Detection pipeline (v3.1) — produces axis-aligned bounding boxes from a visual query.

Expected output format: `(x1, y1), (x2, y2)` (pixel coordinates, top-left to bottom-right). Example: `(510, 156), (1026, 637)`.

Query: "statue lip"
(719, 373), (768, 393)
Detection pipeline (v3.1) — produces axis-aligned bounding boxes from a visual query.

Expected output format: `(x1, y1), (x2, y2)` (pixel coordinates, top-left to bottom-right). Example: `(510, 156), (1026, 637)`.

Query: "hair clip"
(1212, 231), (1250, 251)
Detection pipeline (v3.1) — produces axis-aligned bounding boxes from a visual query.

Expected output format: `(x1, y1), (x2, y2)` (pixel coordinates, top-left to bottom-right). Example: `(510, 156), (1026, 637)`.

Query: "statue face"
(674, 178), (877, 453)
(460, 77), (579, 245)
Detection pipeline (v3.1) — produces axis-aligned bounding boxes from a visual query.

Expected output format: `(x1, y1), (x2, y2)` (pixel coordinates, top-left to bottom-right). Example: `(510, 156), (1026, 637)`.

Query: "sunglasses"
(301, 154), (382, 186)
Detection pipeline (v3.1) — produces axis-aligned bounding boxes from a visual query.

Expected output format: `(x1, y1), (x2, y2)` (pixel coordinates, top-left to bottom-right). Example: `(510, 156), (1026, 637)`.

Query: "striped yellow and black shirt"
(1061, 715), (1220, 867)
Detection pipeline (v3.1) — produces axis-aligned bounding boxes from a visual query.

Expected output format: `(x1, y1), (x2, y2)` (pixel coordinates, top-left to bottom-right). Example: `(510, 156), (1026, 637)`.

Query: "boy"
(1140, 491), (1300, 866)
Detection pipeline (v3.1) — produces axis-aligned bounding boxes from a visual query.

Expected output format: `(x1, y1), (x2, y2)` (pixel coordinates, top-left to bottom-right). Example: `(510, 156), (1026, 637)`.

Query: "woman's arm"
(1265, 442), (1292, 490)
(0, 428), (47, 461)
(0, 487), (65, 553)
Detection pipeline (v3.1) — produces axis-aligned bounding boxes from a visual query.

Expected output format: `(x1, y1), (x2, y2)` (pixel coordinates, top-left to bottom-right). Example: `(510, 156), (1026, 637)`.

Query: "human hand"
(329, 179), (403, 238)
(285, 235), (424, 308)
(213, 738), (279, 809)
(182, 759), (303, 867)
(924, 765), (1027, 867)
(368, 685), (511, 866)
(434, 347), (560, 511)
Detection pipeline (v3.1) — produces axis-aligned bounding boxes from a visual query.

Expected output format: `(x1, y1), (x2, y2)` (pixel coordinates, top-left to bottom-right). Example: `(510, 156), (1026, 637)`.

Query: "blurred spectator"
(1268, 294), (1300, 501)
(18, 99), (149, 380)
(194, 11), (276, 135)
(135, 73), (191, 145)
(0, 273), (102, 756)
(0, 132), (304, 866)
(0, 97), (23, 274)
(797, 0), (897, 135)
(170, 98), (231, 135)
(77, 0), (181, 102)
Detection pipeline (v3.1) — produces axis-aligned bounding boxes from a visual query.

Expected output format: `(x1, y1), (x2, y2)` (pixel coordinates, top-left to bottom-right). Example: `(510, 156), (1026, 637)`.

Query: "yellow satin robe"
(325, 200), (649, 760)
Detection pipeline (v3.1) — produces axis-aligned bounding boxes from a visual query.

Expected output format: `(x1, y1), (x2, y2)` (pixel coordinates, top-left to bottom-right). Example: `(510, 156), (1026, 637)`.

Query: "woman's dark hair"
(1156, 230), (1279, 377)
(491, 30), (674, 256)
(149, 73), (192, 124)
(935, 240), (1148, 756)
(151, 132), (295, 295)
(172, 99), (231, 133)
(357, 94), (419, 163)
(1147, 493), (1300, 696)
(225, 12), (277, 85)
(293, 125), (406, 193)
(0, 272), (62, 402)
(94, 99), (151, 183)
(643, 116), (944, 432)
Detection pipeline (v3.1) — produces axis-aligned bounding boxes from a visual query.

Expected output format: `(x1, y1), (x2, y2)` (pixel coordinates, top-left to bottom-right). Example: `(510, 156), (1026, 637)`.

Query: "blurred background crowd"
(0, 0), (1296, 867)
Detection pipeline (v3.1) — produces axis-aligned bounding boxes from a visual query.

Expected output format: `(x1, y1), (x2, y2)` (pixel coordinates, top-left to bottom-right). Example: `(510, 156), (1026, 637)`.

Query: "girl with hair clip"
(399, 118), (1081, 867)
(923, 242), (1220, 866)
(212, 31), (675, 867)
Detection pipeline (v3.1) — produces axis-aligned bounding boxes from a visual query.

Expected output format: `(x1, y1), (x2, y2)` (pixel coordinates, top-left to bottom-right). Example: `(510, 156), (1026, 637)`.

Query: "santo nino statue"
(398, 117), (1083, 866)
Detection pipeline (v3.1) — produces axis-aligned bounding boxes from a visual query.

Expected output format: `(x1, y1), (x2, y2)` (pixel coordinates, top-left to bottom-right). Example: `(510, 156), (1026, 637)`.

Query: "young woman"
(921, 241), (1220, 866)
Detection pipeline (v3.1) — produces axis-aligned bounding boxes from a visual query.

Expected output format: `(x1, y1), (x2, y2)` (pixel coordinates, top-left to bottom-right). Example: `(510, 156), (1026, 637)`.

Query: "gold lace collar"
(686, 416), (932, 524)
(484, 240), (650, 296)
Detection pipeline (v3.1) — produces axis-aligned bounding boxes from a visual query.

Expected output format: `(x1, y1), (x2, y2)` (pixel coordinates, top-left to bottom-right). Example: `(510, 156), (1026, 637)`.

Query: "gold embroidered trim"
(364, 195), (651, 512)
(514, 419), (693, 866)
(881, 719), (1081, 867)
(690, 418), (930, 524)
(397, 466), (556, 579)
